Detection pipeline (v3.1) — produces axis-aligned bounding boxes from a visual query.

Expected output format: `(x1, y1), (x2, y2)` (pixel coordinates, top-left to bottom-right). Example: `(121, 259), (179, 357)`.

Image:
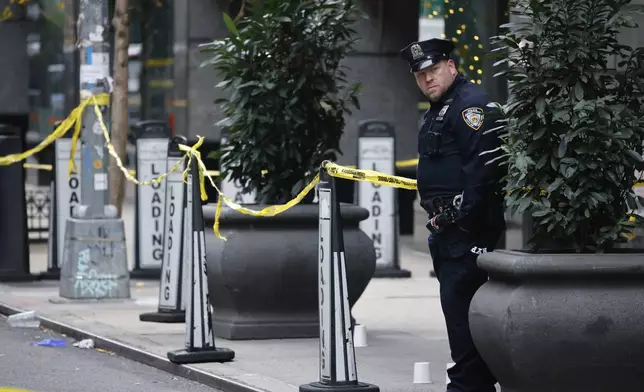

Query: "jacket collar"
(437, 73), (467, 105)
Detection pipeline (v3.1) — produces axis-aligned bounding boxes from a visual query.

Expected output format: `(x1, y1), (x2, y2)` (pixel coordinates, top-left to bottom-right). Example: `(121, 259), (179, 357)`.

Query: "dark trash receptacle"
(0, 123), (32, 281)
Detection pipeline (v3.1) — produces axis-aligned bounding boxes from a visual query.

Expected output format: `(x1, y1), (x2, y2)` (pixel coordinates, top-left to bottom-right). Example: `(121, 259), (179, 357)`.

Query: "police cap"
(400, 38), (455, 73)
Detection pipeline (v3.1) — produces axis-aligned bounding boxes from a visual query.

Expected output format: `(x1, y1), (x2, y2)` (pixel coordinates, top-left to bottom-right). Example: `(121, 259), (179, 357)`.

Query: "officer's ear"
(447, 59), (457, 77)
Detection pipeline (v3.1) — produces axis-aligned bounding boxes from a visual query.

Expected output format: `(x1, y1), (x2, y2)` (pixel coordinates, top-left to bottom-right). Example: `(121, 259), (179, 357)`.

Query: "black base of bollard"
(139, 310), (185, 323)
(167, 347), (235, 364)
(429, 270), (437, 278)
(38, 268), (60, 280)
(0, 272), (40, 283)
(129, 268), (161, 280)
(299, 382), (380, 392)
(373, 267), (412, 279)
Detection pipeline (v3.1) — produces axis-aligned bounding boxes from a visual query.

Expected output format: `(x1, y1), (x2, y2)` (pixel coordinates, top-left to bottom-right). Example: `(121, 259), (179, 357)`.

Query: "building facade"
(4, 0), (644, 252)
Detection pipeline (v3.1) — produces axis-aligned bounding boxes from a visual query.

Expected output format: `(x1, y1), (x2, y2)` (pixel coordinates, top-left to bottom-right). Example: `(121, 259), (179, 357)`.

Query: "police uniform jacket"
(418, 73), (506, 252)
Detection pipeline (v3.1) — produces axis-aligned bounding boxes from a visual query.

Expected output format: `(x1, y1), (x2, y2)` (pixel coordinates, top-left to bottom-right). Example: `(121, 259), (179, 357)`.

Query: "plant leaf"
(223, 13), (239, 37)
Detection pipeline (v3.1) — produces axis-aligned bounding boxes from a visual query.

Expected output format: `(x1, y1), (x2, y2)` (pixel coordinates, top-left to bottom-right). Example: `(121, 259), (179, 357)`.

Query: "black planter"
(469, 249), (644, 392)
(202, 202), (376, 340)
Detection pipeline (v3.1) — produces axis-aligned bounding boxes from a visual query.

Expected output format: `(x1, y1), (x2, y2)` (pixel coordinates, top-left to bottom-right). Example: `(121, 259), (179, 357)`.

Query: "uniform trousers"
(428, 226), (497, 392)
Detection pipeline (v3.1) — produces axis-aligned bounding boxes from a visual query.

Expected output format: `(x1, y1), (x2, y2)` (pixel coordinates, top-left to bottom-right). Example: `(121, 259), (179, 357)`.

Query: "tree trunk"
(109, 0), (130, 217)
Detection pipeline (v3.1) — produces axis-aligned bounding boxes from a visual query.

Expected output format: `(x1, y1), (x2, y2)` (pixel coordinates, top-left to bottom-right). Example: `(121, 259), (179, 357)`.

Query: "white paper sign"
(80, 64), (109, 83)
(93, 173), (107, 191)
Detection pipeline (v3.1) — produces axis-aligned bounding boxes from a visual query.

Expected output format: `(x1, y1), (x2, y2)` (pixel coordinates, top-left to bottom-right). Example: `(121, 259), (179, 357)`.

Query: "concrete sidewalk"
(3, 238), (460, 392)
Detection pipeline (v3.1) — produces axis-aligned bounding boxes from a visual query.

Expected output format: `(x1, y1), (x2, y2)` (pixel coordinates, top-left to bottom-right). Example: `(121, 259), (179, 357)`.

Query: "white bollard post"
(299, 166), (379, 392)
(166, 156), (234, 364)
(140, 135), (188, 323)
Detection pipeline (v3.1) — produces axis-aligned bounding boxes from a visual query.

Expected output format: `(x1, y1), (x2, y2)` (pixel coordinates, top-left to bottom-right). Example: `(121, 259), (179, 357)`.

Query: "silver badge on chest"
(436, 104), (450, 122)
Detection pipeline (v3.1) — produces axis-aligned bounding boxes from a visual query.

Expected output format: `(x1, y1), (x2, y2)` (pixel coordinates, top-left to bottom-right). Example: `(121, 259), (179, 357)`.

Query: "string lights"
(420, 0), (484, 85)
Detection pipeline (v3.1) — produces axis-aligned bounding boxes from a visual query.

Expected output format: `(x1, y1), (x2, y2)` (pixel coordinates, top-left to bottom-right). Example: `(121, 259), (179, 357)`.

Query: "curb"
(0, 302), (267, 392)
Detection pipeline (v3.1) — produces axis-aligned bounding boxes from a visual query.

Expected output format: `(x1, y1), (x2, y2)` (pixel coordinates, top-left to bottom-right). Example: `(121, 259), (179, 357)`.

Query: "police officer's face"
(414, 60), (457, 102)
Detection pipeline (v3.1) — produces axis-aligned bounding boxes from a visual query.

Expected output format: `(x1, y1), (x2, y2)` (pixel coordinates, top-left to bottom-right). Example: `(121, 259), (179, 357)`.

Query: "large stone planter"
(202, 203), (376, 340)
(469, 249), (644, 392)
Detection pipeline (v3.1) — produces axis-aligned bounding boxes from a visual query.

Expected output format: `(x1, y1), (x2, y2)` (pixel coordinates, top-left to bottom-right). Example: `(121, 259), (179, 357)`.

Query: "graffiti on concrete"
(73, 245), (118, 298)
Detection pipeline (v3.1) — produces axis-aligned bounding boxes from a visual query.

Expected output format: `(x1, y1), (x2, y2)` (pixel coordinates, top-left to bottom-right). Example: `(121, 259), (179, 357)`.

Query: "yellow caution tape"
(89, 94), (187, 187)
(322, 161), (418, 191)
(67, 93), (110, 175)
(23, 163), (53, 171)
(332, 157), (418, 171)
(395, 158), (418, 168)
(0, 388), (36, 392)
(0, 94), (108, 168)
(175, 141), (420, 240)
(178, 137), (320, 240)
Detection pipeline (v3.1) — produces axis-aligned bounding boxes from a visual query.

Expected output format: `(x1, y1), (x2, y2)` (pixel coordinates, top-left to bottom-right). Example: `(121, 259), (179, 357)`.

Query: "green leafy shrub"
(199, 0), (363, 203)
(490, 0), (644, 252)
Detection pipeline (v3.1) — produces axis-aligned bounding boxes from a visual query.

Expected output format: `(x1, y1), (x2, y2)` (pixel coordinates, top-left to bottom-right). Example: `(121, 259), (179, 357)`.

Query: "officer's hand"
(426, 215), (442, 235)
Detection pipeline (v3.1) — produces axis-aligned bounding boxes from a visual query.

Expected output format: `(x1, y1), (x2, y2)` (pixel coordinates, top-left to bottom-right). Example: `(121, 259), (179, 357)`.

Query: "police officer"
(400, 38), (506, 392)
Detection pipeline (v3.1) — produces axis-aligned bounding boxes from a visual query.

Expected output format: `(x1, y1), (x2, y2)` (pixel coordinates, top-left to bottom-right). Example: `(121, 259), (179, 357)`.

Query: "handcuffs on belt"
(425, 194), (463, 235)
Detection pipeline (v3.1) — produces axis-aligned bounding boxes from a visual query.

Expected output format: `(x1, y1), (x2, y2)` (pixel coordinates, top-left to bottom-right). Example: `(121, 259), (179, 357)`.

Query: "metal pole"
(57, 0), (131, 300)
(77, 0), (112, 218)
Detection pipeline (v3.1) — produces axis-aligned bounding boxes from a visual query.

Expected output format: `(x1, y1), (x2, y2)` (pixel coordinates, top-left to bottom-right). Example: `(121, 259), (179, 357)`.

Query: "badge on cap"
(462, 107), (484, 131)
(411, 43), (424, 60)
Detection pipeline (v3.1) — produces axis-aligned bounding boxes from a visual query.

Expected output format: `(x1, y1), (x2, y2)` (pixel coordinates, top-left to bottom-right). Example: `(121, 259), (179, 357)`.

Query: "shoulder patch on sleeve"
(461, 107), (485, 131)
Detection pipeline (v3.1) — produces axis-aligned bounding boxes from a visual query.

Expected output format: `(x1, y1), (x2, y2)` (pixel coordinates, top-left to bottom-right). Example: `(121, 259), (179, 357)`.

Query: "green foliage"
(489, 0), (644, 252)
(199, 0), (363, 203)
(443, 0), (486, 85)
